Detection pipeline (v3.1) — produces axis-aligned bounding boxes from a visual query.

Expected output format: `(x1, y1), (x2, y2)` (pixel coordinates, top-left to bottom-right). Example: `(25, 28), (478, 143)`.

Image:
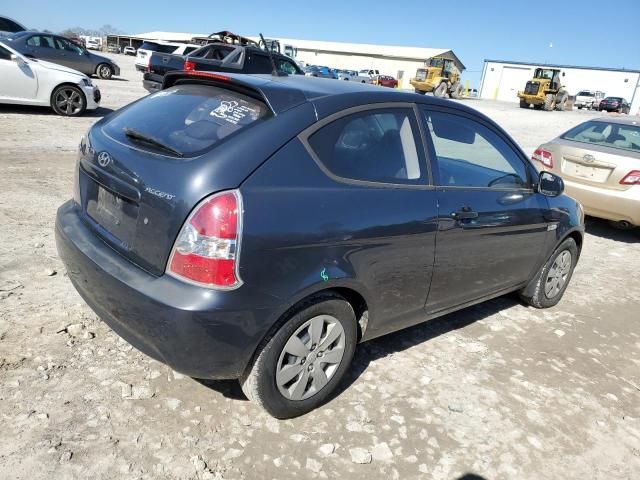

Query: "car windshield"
(606, 97), (623, 102)
(103, 84), (273, 157)
(562, 120), (640, 153)
(535, 68), (555, 79)
(577, 91), (594, 97)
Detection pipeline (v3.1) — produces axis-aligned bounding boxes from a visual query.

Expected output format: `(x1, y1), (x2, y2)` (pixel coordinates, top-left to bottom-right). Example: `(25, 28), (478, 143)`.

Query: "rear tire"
(519, 99), (529, 109)
(51, 85), (87, 117)
(97, 63), (113, 79)
(240, 294), (357, 418)
(450, 82), (463, 99)
(433, 82), (448, 98)
(519, 238), (578, 308)
(555, 92), (568, 111)
(543, 93), (555, 111)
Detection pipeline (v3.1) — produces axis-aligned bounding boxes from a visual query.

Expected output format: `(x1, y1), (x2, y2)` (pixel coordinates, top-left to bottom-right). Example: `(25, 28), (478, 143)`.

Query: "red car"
(375, 75), (398, 88)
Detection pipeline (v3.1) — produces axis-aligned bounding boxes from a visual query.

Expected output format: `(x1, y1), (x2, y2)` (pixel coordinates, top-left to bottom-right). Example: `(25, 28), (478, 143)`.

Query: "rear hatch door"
(76, 79), (312, 276)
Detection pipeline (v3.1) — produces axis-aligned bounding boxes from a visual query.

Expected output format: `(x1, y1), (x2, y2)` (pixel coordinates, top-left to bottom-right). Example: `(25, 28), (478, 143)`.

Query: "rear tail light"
(167, 190), (243, 289)
(620, 170), (640, 185)
(184, 60), (196, 71)
(532, 148), (553, 168)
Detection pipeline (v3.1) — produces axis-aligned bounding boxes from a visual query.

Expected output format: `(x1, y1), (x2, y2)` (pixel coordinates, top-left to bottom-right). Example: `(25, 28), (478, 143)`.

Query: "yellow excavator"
(410, 57), (464, 98)
(517, 68), (569, 111)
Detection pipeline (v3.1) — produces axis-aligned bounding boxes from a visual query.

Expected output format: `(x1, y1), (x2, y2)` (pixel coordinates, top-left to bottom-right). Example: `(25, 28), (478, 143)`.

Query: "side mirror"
(538, 171), (564, 197)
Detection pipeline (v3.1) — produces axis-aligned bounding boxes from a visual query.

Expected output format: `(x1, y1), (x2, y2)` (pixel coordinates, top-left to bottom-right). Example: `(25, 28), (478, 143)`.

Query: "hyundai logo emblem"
(583, 154), (595, 163)
(97, 151), (112, 167)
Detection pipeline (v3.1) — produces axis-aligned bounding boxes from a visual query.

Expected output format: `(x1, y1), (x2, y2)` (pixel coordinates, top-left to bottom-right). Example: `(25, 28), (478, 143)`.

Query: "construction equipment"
(517, 68), (569, 111)
(410, 57), (464, 98)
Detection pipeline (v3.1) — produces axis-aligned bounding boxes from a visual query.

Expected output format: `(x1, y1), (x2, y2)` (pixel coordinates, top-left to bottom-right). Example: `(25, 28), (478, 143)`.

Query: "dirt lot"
(1, 53), (639, 480)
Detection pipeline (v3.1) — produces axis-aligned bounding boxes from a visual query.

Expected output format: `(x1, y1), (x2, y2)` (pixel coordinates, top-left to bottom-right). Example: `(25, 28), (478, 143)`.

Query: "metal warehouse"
(479, 59), (640, 113)
(106, 31), (463, 90)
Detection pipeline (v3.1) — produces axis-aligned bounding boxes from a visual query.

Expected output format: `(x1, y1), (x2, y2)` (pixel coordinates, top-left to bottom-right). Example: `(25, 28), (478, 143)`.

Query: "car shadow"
(100, 77), (129, 82)
(585, 216), (638, 243)
(0, 105), (115, 117)
(196, 295), (520, 404)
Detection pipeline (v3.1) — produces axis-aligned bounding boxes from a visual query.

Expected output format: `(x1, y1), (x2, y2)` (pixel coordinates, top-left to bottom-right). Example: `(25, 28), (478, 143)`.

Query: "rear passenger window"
(308, 109), (424, 185)
(423, 109), (529, 189)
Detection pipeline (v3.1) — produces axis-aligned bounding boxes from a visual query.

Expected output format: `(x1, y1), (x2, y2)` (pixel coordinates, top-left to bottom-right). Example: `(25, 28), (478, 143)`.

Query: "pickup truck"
(142, 42), (304, 93)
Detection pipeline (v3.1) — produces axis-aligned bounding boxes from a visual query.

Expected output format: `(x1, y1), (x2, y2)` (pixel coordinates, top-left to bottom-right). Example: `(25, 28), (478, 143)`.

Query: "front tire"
(543, 93), (555, 111)
(433, 82), (448, 98)
(51, 85), (87, 116)
(519, 237), (578, 308)
(519, 99), (529, 109)
(240, 294), (357, 418)
(97, 63), (113, 79)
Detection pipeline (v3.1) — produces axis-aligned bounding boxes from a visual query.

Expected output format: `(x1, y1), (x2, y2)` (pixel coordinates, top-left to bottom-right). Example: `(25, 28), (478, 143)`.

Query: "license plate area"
(87, 184), (138, 248)
(562, 159), (612, 183)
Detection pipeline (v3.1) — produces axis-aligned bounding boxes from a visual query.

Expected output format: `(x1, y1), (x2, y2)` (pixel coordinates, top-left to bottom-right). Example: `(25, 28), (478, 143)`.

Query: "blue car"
(56, 71), (584, 418)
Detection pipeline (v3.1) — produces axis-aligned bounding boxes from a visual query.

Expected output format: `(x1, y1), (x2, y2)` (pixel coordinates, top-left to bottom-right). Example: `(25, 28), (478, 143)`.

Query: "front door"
(53, 36), (90, 73)
(25, 34), (59, 63)
(0, 46), (38, 101)
(420, 107), (549, 314)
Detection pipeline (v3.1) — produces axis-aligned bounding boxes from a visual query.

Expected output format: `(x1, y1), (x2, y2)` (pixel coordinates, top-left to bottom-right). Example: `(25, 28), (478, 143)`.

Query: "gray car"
(4, 31), (120, 79)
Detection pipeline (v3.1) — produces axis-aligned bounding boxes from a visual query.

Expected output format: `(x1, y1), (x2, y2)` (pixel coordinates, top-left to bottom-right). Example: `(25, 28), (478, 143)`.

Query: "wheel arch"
(49, 82), (86, 107)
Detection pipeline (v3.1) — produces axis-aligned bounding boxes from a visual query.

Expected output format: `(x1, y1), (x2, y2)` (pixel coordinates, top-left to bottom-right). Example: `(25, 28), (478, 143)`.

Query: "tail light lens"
(167, 190), (243, 289)
(620, 170), (640, 185)
(184, 60), (196, 71)
(532, 148), (553, 168)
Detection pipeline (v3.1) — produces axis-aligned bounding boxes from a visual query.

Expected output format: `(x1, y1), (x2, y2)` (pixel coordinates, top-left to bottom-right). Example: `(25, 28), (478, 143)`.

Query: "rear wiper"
(123, 128), (183, 158)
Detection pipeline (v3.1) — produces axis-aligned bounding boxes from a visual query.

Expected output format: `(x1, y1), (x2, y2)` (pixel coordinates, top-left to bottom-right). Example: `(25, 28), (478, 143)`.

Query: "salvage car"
(4, 31), (120, 79)
(56, 70), (584, 418)
(532, 116), (640, 229)
(0, 40), (100, 116)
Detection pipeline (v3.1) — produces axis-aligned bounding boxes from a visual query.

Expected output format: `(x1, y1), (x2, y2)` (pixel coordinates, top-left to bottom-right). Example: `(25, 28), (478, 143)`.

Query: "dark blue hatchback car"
(56, 70), (584, 418)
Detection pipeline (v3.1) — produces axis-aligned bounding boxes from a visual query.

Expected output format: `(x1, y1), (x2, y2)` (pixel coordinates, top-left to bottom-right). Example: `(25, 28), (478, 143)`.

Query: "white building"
(272, 38), (464, 89)
(479, 59), (640, 113)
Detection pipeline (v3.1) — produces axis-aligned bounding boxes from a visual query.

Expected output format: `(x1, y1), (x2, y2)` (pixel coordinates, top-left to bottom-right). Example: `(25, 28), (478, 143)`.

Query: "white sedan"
(0, 40), (101, 116)
(123, 46), (137, 56)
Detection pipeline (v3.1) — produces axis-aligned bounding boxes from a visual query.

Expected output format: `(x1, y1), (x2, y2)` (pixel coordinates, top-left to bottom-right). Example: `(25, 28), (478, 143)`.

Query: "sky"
(3, 0), (639, 87)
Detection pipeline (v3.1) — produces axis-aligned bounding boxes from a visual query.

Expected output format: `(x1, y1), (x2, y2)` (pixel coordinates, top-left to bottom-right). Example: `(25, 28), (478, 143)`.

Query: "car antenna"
(259, 33), (287, 77)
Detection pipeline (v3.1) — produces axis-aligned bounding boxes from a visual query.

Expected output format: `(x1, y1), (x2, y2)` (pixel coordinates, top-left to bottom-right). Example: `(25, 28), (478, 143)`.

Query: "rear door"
(420, 107), (549, 314)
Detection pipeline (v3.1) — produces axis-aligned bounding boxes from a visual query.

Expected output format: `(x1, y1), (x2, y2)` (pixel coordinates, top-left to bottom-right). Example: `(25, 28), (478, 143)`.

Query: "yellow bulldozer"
(517, 68), (569, 111)
(410, 57), (464, 98)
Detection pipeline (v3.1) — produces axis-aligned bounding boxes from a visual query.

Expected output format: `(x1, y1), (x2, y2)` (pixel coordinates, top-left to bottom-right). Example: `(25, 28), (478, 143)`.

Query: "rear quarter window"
(102, 84), (272, 157)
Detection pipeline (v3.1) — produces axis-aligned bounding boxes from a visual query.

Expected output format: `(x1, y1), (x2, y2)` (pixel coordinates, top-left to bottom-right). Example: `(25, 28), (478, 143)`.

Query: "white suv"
(135, 41), (201, 72)
(574, 90), (605, 110)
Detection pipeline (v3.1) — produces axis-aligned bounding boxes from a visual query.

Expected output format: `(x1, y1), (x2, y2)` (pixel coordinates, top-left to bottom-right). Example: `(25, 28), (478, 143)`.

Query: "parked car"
(304, 65), (338, 79)
(85, 38), (100, 50)
(123, 46), (136, 56)
(56, 70), (584, 418)
(143, 42), (303, 93)
(4, 31), (120, 79)
(107, 43), (120, 54)
(598, 97), (631, 114)
(335, 69), (372, 83)
(0, 40), (100, 116)
(135, 41), (200, 72)
(374, 75), (398, 88)
(574, 90), (605, 110)
(359, 69), (380, 78)
(0, 15), (25, 38)
(532, 116), (640, 229)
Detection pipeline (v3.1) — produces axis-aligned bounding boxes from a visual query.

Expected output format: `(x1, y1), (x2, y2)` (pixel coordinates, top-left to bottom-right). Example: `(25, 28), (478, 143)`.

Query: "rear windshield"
(139, 42), (177, 53)
(103, 84), (272, 157)
(577, 91), (594, 97)
(606, 97), (623, 102)
(561, 120), (640, 153)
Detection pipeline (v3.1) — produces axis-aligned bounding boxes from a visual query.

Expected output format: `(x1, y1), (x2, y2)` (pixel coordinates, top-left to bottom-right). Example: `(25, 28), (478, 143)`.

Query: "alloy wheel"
(545, 250), (572, 298)
(55, 89), (83, 115)
(275, 315), (346, 401)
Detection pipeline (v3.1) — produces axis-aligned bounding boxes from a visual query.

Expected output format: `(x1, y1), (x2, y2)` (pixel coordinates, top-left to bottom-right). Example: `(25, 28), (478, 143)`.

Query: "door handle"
(451, 208), (478, 220)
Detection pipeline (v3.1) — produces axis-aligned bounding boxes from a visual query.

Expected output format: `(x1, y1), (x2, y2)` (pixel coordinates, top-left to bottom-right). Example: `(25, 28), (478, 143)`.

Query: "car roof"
(591, 116), (639, 126)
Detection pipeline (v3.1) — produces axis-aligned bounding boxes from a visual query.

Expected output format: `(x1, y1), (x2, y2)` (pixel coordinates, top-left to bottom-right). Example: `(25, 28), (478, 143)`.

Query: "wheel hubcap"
(276, 315), (346, 401)
(55, 89), (82, 115)
(545, 250), (572, 298)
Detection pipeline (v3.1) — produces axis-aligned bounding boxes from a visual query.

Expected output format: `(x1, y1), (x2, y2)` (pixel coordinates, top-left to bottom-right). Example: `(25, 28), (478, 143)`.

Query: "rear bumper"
(55, 200), (282, 379)
(599, 105), (621, 111)
(142, 72), (163, 93)
(563, 179), (640, 225)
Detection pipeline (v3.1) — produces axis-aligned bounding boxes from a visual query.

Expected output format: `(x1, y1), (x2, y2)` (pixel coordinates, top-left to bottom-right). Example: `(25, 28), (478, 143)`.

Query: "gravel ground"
(1, 53), (639, 480)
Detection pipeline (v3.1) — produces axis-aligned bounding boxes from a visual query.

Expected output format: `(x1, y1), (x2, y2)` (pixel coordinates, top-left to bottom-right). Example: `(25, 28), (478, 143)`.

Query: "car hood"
(87, 52), (116, 64)
(31, 58), (87, 78)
